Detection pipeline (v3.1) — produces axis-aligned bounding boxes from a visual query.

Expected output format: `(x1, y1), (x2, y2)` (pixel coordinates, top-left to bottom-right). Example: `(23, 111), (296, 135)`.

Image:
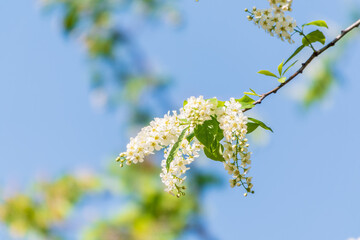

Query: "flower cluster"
(246, 0), (297, 43)
(181, 96), (215, 126)
(117, 96), (252, 197)
(117, 112), (180, 166)
(160, 139), (202, 195)
(217, 99), (253, 195)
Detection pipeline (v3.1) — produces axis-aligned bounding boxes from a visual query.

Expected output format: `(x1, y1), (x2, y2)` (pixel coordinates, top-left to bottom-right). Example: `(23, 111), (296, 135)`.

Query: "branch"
(243, 18), (360, 112)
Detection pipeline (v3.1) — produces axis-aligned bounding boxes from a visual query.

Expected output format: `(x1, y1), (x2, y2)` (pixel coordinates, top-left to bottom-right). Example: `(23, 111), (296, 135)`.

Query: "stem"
(243, 18), (360, 113)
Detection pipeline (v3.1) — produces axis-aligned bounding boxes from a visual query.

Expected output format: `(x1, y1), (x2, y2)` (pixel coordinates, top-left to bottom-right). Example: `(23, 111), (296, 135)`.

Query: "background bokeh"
(1, 0), (360, 239)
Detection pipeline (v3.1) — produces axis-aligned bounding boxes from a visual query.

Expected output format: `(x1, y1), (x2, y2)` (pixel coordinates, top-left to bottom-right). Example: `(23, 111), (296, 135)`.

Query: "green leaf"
(207, 98), (218, 108)
(194, 117), (224, 148)
(204, 144), (225, 162)
(244, 91), (259, 97)
(278, 60), (284, 76)
(183, 100), (188, 107)
(194, 117), (225, 162)
(246, 122), (259, 134)
(244, 88), (261, 97)
(63, 8), (78, 32)
(302, 30), (326, 46)
(278, 77), (287, 83)
(303, 60), (334, 107)
(243, 92), (255, 96)
(283, 60), (298, 75)
(206, 98), (225, 108)
(303, 20), (328, 29)
(186, 132), (195, 143)
(284, 45), (305, 65)
(166, 127), (189, 171)
(217, 101), (225, 107)
(248, 117), (273, 132)
(257, 70), (279, 78)
(235, 95), (255, 109)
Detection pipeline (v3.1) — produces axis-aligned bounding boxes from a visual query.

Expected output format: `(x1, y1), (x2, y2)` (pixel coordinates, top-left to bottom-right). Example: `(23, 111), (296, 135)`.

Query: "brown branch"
(243, 18), (360, 112)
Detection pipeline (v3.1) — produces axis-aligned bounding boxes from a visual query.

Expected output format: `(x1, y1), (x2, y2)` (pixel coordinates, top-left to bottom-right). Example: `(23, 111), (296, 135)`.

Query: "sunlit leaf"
(303, 20), (328, 29)
(302, 30), (326, 46)
(257, 70), (278, 78)
(217, 101), (225, 107)
(244, 88), (261, 97)
(278, 77), (287, 83)
(236, 95), (255, 109)
(278, 60), (284, 76)
(207, 98), (218, 108)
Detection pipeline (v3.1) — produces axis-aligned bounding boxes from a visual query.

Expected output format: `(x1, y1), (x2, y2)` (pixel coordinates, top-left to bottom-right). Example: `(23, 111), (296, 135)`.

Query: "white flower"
(160, 139), (202, 196)
(217, 98), (253, 194)
(117, 96), (253, 196)
(179, 96), (215, 126)
(247, 0), (296, 43)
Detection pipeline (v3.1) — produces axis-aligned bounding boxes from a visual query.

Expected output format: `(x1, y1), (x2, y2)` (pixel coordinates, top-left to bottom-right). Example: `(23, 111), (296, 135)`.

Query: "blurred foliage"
(302, 4), (360, 108)
(5, 0), (359, 239)
(0, 174), (99, 239)
(41, 0), (181, 115)
(0, 161), (220, 239)
(303, 58), (336, 107)
(84, 162), (220, 240)
(0, 1), (223, 239)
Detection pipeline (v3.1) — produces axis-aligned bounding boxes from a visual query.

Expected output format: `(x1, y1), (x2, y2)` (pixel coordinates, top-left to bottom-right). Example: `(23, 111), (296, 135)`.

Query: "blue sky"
(1, 0), (360, 239)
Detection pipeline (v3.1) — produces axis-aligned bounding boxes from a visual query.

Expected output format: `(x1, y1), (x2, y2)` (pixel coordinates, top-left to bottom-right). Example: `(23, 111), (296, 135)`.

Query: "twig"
(243, 18), (360, 112)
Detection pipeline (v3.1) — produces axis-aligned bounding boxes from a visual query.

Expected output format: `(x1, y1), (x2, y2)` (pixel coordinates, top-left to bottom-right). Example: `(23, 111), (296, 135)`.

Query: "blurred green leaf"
(303, 60), (334, 107)
(63, 7), (79, 32)
(217, 100), (225, 107)
(207, 98), (218, 108)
